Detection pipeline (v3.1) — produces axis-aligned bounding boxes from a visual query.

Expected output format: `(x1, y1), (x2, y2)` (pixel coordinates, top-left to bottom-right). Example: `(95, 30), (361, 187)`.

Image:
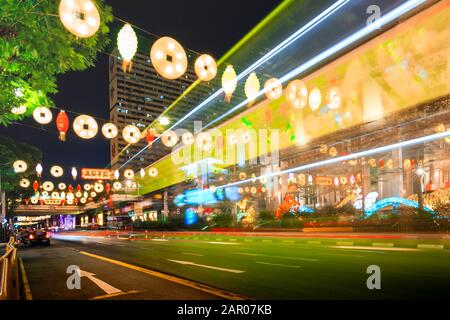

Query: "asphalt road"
(19, 240), (229, 300)
(19, 233), (450, 299)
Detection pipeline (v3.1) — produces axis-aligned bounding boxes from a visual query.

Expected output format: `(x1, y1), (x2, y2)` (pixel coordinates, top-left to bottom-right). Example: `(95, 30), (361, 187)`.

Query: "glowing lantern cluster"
(244, 72), (260, 105)
(33, 107), (52, 124)
(222, 65), (237, 102)
(286, 80), (308, 109)
(13, 160), (27, 173)
(59, 0), (101, 38)
(56, 110), (70, 141)
(195, 54), (217, 81)
(150, 37), (187, 80)
(50, 165), (64, 177)
(161, 130), (178, 147)
(117, 24), (138, 72)
(264, 78), (282, 100)
(102, 123), (118, 139)
(73, 115), (98, 139)
(122, 125), (141, 144)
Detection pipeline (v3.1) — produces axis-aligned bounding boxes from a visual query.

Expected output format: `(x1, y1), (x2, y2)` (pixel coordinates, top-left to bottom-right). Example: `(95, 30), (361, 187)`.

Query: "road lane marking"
(152, 238), (169, 242)
(168, 259), (245, 274)
(336, 241), (353, 246)
(334, 246), (420, 252)
(91, 290), (140, 300)
(80, 270), (122, 295)
(233, 252), (319, 262)
(19, 257), (33, 300)
(206, 241), (239, 245)
(372, 242), (394, 247)
(307, 240), (321, 245)
(255, 261), (301, 268)
(417, 244), (444, 249)
(182, 252), (204, 257)
(79, 251), (248, 300)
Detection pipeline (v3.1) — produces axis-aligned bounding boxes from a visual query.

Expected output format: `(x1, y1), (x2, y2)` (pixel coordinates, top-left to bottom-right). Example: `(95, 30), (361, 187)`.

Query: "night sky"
(0, 0), (282, 171)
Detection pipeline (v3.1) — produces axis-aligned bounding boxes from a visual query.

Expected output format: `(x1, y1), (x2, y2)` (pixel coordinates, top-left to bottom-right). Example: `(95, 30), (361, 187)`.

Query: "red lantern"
(105, 183), (111, 194)
(68, 184), (73, 193)
(33, 180), (39, 193)
(56, 110), (69, 141)
(379, 159), (385, 168)
(76, 184), (81, 192)
(146, 129), (155, 145)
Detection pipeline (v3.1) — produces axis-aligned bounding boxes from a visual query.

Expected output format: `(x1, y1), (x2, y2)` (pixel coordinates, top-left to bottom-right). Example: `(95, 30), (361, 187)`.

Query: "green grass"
(93, 234), (450, 299)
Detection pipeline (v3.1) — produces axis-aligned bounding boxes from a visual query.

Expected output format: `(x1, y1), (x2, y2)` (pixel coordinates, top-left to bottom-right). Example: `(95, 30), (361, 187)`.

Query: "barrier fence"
(0, 237), (19, 300)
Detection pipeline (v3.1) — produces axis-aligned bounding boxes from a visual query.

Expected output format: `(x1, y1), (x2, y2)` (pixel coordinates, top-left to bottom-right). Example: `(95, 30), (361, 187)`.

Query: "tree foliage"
(0, 0), (113, 125)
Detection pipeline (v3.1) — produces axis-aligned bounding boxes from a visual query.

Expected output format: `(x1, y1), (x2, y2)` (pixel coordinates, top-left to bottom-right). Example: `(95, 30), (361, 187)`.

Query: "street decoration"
(264, 78), (282, 100)
(124, 169), (134, 179)
(105, 183), (111, 194)
(84, 184), (91, 191)
(182, 132), (194, 146)
(33, 107), (52, 124)
(161, 130), (178, 147)
(20, 178), (30, 188)
(113, 181), (122, 191)
(140, 168), (145, 178)
(150, 36), (188, 80)
(58, 183), (66, 190)
(59, 0), (101, 38)
(222, 65), (237, 102)
(328, 147), (338, 157)
(11, 106), (27, 115)
(145, 129), (156, 146)
(73, 114), (98, 139)
(159, 116), (170, 126)
(244, 72), (260, 105)
(50, 165), (64, 177)
(286, 80), (308, 109)
(71, 167), (78, 180)
(117, 23), (138, 72)
(13, 160), (27, 173)
(81, 168), (113, 180)
(56, 110), (69, 141)
(195, 132), (213, 151)
(42, 181), (54, 192)
(102, 123), (118, 139)
(148, 167), (158, 177)
(122, 124), (141, 144)
(195, 54), (217, 81)
(309, 87), (322, 111)
(35, 163), (43, 177)
(114, 170), (120, 180)
(326, 86), (341, 110)
(32, 180), (39, 193)
(94, 183), (104, 193)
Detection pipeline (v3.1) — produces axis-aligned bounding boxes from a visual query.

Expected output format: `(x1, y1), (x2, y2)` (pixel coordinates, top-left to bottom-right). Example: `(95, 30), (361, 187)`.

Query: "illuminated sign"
(16, 215), (51, 222)
(81, 168), (114, 180)
(44, 199), (62, 205)
(314, 176), (333, 186)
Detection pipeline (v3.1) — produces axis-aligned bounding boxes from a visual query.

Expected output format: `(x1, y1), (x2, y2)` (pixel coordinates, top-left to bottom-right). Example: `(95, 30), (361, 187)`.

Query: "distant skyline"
(0, 0), (282, 173)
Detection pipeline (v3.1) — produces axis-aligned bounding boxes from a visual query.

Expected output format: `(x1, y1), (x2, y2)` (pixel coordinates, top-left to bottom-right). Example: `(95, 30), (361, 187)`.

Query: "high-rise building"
(108, 44), (197, 171)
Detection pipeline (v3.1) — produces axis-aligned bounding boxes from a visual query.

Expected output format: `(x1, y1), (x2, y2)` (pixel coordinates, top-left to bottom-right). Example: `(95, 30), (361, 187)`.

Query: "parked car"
(23, 229), (51, 246)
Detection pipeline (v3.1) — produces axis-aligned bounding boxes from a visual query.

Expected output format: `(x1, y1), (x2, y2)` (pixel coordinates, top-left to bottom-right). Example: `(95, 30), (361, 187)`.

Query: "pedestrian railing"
(0, 237), (19, 300)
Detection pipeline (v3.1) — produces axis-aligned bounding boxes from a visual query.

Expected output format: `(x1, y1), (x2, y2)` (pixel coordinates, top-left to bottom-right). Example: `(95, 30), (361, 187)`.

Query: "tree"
(0, 0), (113, 125)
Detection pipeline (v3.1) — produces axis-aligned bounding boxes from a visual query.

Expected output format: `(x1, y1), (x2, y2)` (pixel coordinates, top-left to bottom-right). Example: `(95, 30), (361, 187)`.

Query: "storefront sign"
(44, 199), (62, 205)
(81, 168), (114, 180)
(315, 176), (333, 186)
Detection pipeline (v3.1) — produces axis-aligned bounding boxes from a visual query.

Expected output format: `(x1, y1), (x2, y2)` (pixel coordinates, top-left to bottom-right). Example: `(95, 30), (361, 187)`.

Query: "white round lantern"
(264, 78), (282, 100)
(58, 183), (67, 190)
(94, 183), (104, 193)
(124, 169), (134, 179)
(30, 197), (39, 205)
(196, 132), (213, 151)
(326, 86), (342, 110)
(51, 191), (60, 199)
(148, 167), (158, 177)
(80, 197), (87, 204)
(139, 168), (145, 178)
(20, 178), (30, 188)
(309, 87), (322, 111)
(150, 37), (188, 80)
(33, 107), (52, 124)
(11, 106), (27, 115)
(59, 0), (100, 38)
(42, 181), (54, 192)
(90, 191), (97, 198)
(50, 165), (64, 177)
(161, 130), (178, 147)
(102, 123), (118, 139)
(286, 80), (308, 109)
(13, 160), (27, 173)
(195, 54), (217, 81)
(182, 132), (194, 146)
(75, 191), (82, 198)
(84, 184), (91, 191)
(113, 182), (122, 191)
(73, 115), (98, 139)
(122, 125), (141, 144)
(66, 199), (74, 205)
(117, 23), (138, 71)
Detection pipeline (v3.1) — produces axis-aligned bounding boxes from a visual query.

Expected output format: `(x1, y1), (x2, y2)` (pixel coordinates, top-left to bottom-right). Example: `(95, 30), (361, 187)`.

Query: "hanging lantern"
(102, 123), (118, 139)
(84, 184), (91, 191)
(182, 132), (194, 146)
(239, 172), (247, 180)
(71, 167), (77, 180)
(386, 159), (393, 169)
(368, 158), (377, 167)
(33, 180), (39, 193)
(340, 176), (348, 185)
(42, 181), (54, 192)
(124, 169), (134, 179)
(328, 147), (338, 157)
(238, 188), (243, 194)
(122, 125), (141, 144)
(33, 107), (52, 124)
(114, 170), (120, 180)
(139, 168), (145, 178)
(80, 197), (87, 204)
(52, 192), (60, 199)
(259, 177), (267, 184)
(76, 184), (81, 192)
(148, 167), (158, 177)
(11, 106), (27, 115)
(20, 178), (30, 188)
(264, 78), (282, 100)
(222, 65), (237, 103)
(326, 86), (341, 110)
(13, 160), (27, 173)
(73, 115), (98, 139)
(105, 183), (111, 194)
(194, 54), (217, 81)
(56, 110), (69, 141)
(75, 191), (82, 198)
(286, 80), (308, 109)
(50, 165), (64, 178)
(319, 144), (328, 154)
(117, 23), (138, 72)
(350, 175), (356, 185)
(94, 183), (104, 193)
(159, 116), (170, 126)
(195, 132), (213, 151)
(30, 197), (39, 205)
(403, 159), (411, 170)
(113, 182), (122, 191)
(379, 159), (385, 168)
(309, 87), (322, 111)
(244, 72), (260, 105)
(150, 37), (188, 80)
(161, 130), (178, 147)
(435, 123), (446, 133)
(58, 0), (100, 38)
(58, 183), (66, 190)
(35, 163), (43, 177)
(68, 185), (74, 193)
(145, 129), (156, 146)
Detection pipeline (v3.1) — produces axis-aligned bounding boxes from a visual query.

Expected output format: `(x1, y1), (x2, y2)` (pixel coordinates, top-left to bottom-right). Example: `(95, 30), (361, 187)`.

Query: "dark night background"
(0, 0), (282, 172)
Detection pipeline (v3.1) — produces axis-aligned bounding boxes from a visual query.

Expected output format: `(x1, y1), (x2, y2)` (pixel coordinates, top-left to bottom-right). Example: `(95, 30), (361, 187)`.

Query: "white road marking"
(334, 245), (420, 252)
(167, 259), (245, 273)
(182, 252), (204, 257)
(206, 241), (239, 245)
(152, 238), (169, 242)
(372, 242), (394, 247)
(417, 244), (444, 249)
(80, 270), (122, 295)
(233, 252), (319, 262)
(255, 261), (300, 268)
